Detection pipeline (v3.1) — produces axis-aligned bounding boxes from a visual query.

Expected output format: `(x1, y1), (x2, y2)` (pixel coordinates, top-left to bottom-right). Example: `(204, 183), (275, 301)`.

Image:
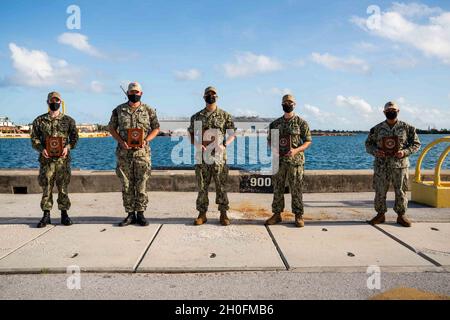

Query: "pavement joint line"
(265, 225), (290, 271)
(0, 225), (56, 261)
(288, 266), (448, 273)
(133, 224), (163, 273)
(0, 269), (139, 275)
(136, 268), (288, 274)
(370, 224), (443, 267)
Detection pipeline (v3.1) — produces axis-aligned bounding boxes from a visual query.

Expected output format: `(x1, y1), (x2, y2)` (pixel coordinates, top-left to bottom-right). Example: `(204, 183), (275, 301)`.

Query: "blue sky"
(0, 0), (449, 130)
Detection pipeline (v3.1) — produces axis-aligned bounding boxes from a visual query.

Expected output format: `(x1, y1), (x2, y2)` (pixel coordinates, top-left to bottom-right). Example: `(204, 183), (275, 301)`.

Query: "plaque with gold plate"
(127, 128), (144, 149)
(381, 136), (400, 157)
(279, 135), (292, 157)
(46, 137), (64, 158)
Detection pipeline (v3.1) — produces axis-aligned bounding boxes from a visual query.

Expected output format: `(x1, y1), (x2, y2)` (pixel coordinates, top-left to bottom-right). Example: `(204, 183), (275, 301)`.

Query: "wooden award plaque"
(46, 137), (64, 158)
(279, 135), (292, 157)
(381, 136), (400, 157)
(127, 128), (144, 148)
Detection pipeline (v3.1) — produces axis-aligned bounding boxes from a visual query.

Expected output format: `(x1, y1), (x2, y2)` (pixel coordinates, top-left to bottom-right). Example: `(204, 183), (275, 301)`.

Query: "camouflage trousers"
(373, 165), (409, 215)
(38, 158), (71, 211)
(272, 163), (304, 215)
(195, 164), (229, 213)
(116, 152), (151, 213)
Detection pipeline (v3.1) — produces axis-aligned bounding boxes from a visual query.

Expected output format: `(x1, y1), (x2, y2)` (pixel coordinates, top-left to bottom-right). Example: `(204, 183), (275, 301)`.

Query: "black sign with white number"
(240, 174), (290, 194)
(240, 175), (274, 193)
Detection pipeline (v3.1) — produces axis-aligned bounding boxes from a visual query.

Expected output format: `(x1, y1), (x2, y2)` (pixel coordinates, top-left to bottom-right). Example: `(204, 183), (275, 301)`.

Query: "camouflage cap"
(204, 86), (217, 95)
(128, 82), (142, 92)
(384, 101), (399, 111)
(47, 91), (61, 101)
(282, 94), (296, 103)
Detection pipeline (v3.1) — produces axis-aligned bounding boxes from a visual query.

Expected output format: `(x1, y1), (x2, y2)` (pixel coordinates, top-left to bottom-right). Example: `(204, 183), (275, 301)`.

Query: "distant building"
(0, 116), (20, 133)
(0, 116), (15, 127)
(77, 124), (98, 133)
(159, 120), (270, 136)
(17, 125), (30, 133)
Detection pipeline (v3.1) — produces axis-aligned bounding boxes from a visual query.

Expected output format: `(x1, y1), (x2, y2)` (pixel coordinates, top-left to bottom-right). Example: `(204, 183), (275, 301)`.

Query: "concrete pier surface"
(0, 191), (449, 299)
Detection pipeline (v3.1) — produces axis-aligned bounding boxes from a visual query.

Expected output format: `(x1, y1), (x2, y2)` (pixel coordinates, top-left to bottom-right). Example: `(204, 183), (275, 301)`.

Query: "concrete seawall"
(1, 169), (449, 194)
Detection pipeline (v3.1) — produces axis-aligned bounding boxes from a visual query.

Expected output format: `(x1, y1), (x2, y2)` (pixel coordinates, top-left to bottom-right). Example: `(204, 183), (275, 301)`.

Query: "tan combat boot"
(397, 214), (412, 227)
(265, 213), (282, 226)
(369, 213), (386, 225)
(295, 214), (305, 228)
(220, 211), (230, 226)
(194, 212), (207, 226)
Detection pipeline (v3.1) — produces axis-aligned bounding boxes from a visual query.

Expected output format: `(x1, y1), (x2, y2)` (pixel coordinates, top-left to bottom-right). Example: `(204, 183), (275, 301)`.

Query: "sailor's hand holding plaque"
(45, 136), (64, 158)
(279, 135), (292, 157)
(381, 136), (400, 157)
(201, 129), (217, 152)
(202, 136), (215, 149)
(127, 128), (144, 149)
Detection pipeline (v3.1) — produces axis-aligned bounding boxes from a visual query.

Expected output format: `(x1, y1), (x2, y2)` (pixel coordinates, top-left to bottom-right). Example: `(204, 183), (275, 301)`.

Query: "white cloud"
(235, 108), (259, 117)
(57, 32), (104, 58)
(301, 104), (350, 128)
(390, 2), (443, 18)
(397, 97), (406, 104)
(303, 104), (325, 117)
(90, 81), (104, 93)
(311, 52), (370, 73)
(5, 43), (81, 88)
(355, 41), (379, 52)
(224, 52), (283, 78)
(336, 95), (374, 114)
(174, 68), (201, 81)
(268, 87), (292, 96)
(396, 97), (450, 129)
(388, 55), (419, 70)
(351, 4), (450, 64)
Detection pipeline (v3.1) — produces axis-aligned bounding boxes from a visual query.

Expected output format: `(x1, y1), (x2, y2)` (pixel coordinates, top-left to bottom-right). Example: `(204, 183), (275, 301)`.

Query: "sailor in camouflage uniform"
(265, 94), (312, 228)
(31, 92), (79, 228)
(109, 82), (160, 227)
(366, 101), (421, 227)
(188, 86), (236, 226)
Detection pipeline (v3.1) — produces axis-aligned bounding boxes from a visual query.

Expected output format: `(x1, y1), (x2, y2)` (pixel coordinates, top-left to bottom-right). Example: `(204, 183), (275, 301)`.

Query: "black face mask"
(49, 102), (61, 111)
(205, 95), (217, 105)
(128, 94), (141, 103)
(385, 111), (398, 120)
(282, 103), (294, 113)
